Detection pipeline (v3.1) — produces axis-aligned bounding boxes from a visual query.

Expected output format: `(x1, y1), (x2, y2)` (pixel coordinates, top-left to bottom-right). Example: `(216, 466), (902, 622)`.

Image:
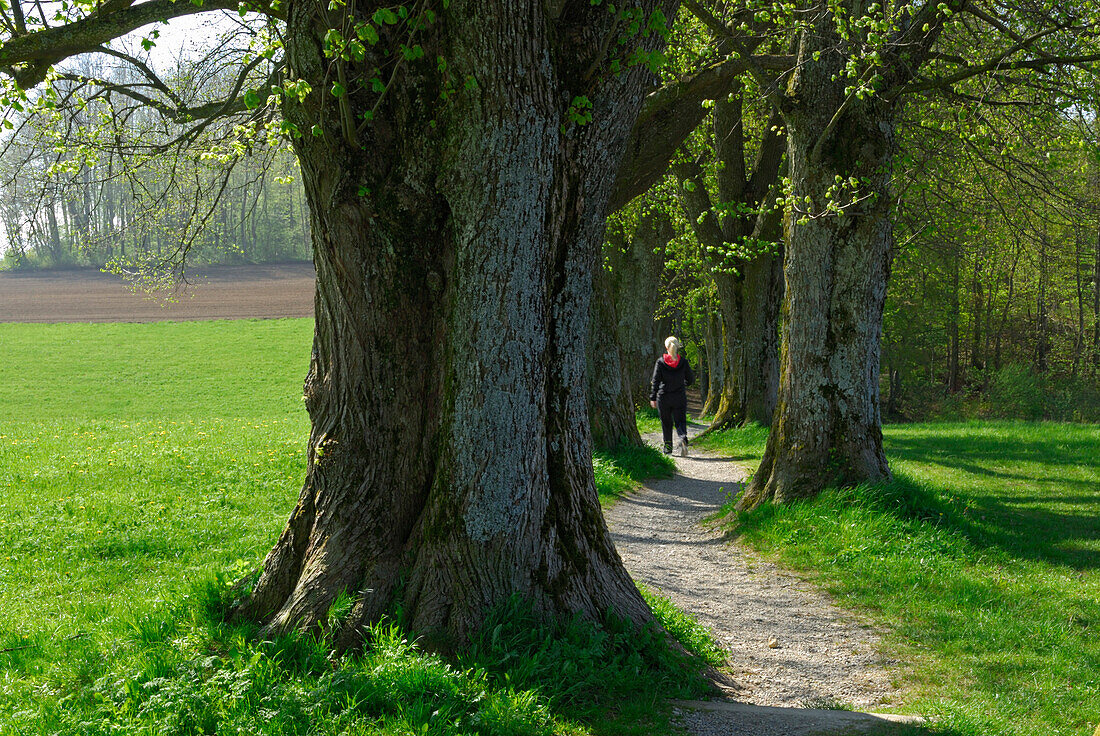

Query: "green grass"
(594, 443), (676, 507)
(5, 577), (715, 736)
(698, 421), (1100, 736)
(0, 320), (711, 736)
(635, 407), (663, 435)
(0, 320), (314, 421)
(634, 407), (711, 437)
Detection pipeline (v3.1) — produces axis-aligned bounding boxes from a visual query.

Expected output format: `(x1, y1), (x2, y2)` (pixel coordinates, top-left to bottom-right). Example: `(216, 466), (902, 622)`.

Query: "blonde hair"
(664, 336), (681, 353)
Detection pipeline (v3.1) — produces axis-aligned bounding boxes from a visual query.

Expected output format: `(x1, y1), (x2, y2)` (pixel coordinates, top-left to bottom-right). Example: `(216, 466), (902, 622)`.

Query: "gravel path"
(606, 426), (919, 735)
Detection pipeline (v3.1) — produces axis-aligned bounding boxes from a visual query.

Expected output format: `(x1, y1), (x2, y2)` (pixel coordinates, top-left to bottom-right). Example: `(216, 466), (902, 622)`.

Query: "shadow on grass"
(713, 423), (1100, 571)
(885, 429), (1098, 472)
(881, 430), (1100, 571)
(738, 470), (1100, 572)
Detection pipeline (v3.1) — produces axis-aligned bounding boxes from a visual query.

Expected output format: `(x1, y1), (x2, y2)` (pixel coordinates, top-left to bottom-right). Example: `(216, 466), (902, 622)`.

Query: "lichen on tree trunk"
(241, 0), (675, 647)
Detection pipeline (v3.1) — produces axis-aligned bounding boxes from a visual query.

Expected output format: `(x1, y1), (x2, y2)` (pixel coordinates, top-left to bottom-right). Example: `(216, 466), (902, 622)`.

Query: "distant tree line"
(0, 56), (309, 272)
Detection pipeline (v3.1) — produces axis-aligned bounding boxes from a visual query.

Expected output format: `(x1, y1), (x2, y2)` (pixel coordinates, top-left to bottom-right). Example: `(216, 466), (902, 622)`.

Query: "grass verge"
(0, 320), (713, 736)
(635, 407), (663, 435)
(634, 407), (711, 437)
(4, 576), (717, 736)
(594, 443), (676, 507)
(698, 421), (1100, 736)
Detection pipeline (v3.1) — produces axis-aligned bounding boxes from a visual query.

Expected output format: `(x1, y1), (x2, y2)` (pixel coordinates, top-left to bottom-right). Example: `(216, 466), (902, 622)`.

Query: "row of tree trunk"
(239, 0), (959, 647)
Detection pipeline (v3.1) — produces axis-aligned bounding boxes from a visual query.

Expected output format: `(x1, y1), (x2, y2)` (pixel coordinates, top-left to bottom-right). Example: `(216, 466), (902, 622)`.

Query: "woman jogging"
(650, 336), (694, 456)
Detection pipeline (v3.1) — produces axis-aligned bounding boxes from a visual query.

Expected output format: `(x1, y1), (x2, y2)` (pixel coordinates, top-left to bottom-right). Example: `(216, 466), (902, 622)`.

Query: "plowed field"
(0, 263), (314, 323)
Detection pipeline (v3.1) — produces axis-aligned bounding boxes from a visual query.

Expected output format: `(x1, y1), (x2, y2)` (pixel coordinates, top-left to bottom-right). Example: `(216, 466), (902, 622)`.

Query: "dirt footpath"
(0, 263), (315, 323)
(605, 427), (924, 735)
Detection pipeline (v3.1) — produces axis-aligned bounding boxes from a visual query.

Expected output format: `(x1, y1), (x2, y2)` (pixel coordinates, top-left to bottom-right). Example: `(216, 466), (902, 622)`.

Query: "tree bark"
(708, 271), (743, 426)
(242, 1), (672, 647)
(738, 23), (894, 510)
(700, 308), (724, 416)
(738, 210), (783, 425)
(607, 211), (672, 405)
(589, 260), (644, 450)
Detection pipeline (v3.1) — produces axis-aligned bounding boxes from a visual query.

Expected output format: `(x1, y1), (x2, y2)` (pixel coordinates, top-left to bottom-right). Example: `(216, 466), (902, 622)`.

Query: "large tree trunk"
(739, 251), (781, 425)
(589, 262), (644, 449)
(242, 1), (671, 647)
(709, 271), (743, 426)
(738, 28), (893, 510)
(738, 207), (783, 425)
(700, 308), (724, 416)
(607, 211), (671, 405)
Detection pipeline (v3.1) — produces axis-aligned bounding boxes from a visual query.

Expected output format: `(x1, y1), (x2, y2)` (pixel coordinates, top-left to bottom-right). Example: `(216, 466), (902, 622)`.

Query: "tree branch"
(96, 45), (184, 108)
(609, 52), (793, 211)
(53, 53), (273, 128)
(894, 50), (1100, 97)
(0, 0), (246, 88)
(10, 0), (28, 34)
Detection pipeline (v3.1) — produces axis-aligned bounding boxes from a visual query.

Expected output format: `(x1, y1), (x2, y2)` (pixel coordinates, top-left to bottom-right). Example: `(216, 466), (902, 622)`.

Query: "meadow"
(696, 422), (1100, 736)
(0, 320), (703, 735)
(5, 319), (1099, 736)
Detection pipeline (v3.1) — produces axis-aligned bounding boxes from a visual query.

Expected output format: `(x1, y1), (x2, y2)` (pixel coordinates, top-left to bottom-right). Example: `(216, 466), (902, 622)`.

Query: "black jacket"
(650, 356), (694, 402)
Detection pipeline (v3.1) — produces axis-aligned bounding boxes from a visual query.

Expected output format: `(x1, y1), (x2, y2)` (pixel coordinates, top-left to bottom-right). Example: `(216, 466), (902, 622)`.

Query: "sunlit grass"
(0, 320), (711, 736)
(699, 420), (1100, 736)
(594, 442), (675, 507)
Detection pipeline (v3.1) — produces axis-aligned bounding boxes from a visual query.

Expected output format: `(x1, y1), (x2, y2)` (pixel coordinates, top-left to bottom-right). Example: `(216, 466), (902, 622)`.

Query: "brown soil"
(0, 263), (315, 323)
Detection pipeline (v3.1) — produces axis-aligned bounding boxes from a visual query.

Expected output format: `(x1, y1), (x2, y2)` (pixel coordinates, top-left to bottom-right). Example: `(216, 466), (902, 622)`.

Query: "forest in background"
(593, 15), (1100, 427)
(2, 11), (1098, 427)
(0, 54), (310, 272)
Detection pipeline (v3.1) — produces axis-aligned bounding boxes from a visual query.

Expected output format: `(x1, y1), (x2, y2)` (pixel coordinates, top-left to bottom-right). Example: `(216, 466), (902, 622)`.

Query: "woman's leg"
(658, 399), (674, 452)
(674, 404), (689, 455)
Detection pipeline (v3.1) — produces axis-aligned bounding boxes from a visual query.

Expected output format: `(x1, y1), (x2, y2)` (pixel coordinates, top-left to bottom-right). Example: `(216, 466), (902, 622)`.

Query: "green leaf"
(356, 23), (379, 45)
(373, 7), (399, 24)
(330, 82), (346, 98)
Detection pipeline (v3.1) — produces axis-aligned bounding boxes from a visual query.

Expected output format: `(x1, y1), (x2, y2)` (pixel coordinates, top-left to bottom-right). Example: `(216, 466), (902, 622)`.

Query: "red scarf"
(663, 353), (681, 368)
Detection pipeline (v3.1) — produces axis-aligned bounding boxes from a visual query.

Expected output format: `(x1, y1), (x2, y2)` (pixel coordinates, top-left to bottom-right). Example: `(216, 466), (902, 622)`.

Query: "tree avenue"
(5, 0), (1100, 647)
(674, 0), (1100, 510)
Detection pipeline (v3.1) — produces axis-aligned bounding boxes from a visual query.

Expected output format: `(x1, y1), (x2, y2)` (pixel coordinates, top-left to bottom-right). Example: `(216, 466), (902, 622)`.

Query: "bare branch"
(0, 0), (246, 88)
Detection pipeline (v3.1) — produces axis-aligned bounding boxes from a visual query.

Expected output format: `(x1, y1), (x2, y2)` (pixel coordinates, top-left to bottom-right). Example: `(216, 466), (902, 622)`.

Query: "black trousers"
(658, 394), (688, 449)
